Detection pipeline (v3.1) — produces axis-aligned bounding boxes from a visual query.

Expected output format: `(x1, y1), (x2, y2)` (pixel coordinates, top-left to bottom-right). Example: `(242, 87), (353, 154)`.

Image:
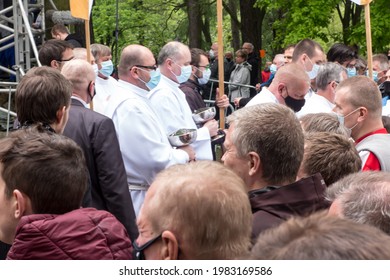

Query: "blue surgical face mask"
(366, 70), (379, 83)
(305, 57), (320, 80)
(270, 64), (277, 74)
(172, 62), (192, 84)
(137, 67), (161, 90)
(347, 67), (357, 78)
(336, 107), (360, 136)
(99, 60), (114, 78)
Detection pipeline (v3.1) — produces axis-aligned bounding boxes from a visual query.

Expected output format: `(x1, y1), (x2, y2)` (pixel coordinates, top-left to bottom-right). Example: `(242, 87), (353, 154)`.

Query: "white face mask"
(194, 67), (211, 85)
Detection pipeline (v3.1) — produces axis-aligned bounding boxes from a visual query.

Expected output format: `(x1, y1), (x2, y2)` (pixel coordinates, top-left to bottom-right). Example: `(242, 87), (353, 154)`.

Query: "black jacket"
(63, 98), (138, 241)
(249, 173), (329, 241)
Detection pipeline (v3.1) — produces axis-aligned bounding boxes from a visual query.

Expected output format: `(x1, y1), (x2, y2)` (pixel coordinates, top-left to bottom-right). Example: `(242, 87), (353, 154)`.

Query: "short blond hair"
(145, 161), (252, 259)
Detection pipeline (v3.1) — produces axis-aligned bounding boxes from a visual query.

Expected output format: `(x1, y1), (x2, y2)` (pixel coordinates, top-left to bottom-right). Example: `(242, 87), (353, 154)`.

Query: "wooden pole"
(85, 19), (94, 110)
(364, 3), (373, 79)
(216, 0), (225, 129)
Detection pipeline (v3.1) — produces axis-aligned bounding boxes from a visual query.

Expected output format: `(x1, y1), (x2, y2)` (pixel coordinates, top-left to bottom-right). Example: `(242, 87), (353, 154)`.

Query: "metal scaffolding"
(0, 0), (44, 82)
(0, 0), (45, 133)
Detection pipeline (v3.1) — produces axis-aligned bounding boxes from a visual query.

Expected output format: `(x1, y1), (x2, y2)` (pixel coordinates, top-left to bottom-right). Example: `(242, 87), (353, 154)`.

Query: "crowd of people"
(0, 30), (390, 260)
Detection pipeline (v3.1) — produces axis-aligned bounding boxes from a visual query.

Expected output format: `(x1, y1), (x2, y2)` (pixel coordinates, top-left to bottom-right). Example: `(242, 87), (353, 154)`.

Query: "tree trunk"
(202, 15), (212, 49)
(228, 0), (240, 51)
(239, 0), (266, 79)
(187, 0), (202, 48)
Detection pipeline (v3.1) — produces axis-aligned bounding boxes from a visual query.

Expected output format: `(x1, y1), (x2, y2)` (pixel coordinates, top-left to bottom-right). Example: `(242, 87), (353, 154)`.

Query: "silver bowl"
(192, 107), (216, 124)
(168, 128), (197, 147)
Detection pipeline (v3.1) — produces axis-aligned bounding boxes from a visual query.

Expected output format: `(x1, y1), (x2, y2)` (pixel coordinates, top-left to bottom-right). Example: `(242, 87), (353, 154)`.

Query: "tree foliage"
(90, 0), (390, 64)
(256, 0), (390, 54)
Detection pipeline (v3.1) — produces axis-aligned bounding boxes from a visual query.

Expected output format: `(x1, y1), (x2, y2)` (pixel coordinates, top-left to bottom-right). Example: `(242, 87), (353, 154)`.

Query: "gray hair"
(157, 41), (188, 65)
(227, 103), (304, 185)
(326, 171), (390, 235)
(316, 62), (346, 91)
(299, 112), (349, 137)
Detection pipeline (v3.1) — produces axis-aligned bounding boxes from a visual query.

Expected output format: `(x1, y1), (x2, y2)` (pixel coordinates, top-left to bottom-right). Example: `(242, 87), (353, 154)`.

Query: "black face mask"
(285, 95), (306, 112)
(379, 81), (390, 98)
(87, 82), (96, 102)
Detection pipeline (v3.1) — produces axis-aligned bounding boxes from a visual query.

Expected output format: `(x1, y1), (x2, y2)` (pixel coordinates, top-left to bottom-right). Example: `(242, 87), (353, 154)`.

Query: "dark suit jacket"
(63, 98), (138, 241)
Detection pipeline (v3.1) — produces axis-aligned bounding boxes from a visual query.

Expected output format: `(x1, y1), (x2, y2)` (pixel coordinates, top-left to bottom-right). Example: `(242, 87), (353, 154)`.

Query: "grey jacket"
(228, 62), (252, 102)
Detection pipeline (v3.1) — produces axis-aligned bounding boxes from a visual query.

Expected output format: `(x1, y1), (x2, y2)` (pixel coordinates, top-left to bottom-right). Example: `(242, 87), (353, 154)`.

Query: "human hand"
(204, 119), (218, 137)
(179, 145), (196, 162)
(234, 97), (242, 107)
(216, 94), (229, 108)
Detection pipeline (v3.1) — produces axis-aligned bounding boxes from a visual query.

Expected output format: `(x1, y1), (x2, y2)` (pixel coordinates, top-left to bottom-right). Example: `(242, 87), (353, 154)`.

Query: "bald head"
(157, 41), (190, 65)
(118, 44), (154, 78)
(73, 48), (95, 64)
(61, 59), (95, 102)
(273, 63), (310, 91)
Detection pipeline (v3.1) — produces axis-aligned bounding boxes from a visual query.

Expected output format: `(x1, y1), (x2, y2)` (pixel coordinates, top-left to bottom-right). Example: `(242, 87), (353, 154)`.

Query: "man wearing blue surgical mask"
(149, 41), (218, 161)
(291, 39), (325, 99)
(90, 44), (118, 114)
(104, 44), (195, 217)
(333, 76), (390, 171)
(372, 54), (389, 85)
(179, 48), (229, 112)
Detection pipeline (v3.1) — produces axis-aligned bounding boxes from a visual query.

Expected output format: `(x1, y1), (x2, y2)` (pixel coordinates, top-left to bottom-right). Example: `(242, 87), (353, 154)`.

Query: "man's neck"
(353, 119), (385, 141)
(316, 89), (333, 103)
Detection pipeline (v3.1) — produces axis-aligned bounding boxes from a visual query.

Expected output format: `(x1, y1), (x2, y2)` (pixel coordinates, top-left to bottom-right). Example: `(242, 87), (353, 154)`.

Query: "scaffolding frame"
(0, 0), (44, 133)
(0, 0), (43, 82)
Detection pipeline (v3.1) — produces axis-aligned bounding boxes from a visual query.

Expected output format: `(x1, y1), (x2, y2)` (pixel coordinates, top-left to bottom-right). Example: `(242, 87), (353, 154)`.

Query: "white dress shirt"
(382, 100), (390, 116)
(148, 74), (213, 160)
(246, 87), (278, 107)
(104, 80), (189, 217)
(296, 93), (335, 118)
(93, 76), (118, 114)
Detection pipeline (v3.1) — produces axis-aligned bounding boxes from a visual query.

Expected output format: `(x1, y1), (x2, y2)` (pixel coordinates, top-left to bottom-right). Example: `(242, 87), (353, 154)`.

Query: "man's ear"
(13, 190), (30, 219)
(358, 106), (368, 122)
(248, 152), (261, 177)
(277, 83), (286, 98)
(129, 66), (139, 79)
(160, 230), (179, 260)
(56, 106), (66, 124)
(50, 60), (60, 69)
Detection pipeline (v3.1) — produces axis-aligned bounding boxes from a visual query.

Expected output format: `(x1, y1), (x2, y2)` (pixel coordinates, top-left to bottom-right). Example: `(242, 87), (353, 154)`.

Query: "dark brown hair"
(15, 66), (72, 125)
(0, 128), (88, 214)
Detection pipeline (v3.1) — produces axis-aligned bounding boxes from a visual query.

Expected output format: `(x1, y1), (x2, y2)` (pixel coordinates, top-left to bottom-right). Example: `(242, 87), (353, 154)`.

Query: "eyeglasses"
(134, 65), (157, 71)
(195, 64), (210, 70)
(56, 56), (75, 63)
(132, 233), (162, 260)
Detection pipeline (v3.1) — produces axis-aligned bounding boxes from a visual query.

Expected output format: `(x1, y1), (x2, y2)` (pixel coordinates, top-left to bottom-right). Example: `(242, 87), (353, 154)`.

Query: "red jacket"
(7, 208), (133, 260)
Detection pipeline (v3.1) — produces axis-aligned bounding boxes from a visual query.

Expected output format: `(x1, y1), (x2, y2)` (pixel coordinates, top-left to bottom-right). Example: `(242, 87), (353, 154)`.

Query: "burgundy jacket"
(249, 173), (329, 241)
(179, 79), (207, 112)
(7, 208), (133, 260)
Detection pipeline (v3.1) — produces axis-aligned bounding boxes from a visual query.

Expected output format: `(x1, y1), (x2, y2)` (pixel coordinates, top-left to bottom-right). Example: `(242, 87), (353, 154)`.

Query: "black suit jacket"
(63, 98), (138, 241)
